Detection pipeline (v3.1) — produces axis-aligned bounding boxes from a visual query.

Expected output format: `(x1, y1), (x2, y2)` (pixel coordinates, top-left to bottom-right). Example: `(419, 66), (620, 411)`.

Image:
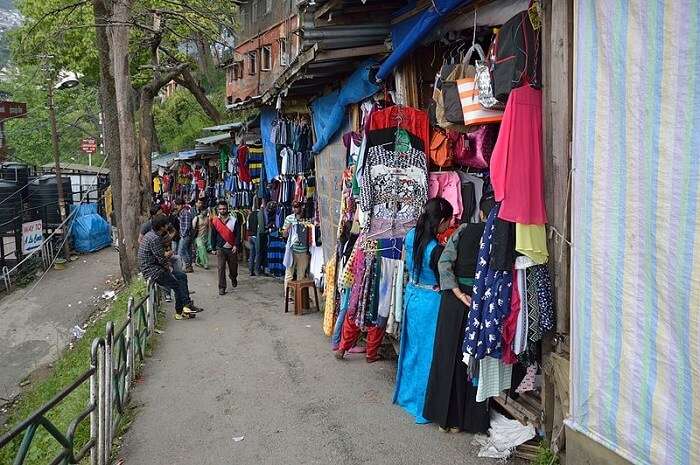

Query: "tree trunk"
(93, 0), (132, 280)
(109, 0), (141, 281)
(194, 32), (214, 86)
(139, 89), (156, 216)
(176, 69), (222, 123)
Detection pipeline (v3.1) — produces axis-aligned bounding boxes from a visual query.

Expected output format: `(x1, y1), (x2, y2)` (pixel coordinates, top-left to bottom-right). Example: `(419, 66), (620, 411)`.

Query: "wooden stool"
(285, 279), (320, 316)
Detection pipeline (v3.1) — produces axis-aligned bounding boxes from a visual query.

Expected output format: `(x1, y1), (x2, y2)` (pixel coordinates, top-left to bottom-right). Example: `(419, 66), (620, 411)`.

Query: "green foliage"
(154, 85), (225, 154)
(531, 441), (560, 465)
(0, 280), (147, 465)
(0, 67), (103, 167)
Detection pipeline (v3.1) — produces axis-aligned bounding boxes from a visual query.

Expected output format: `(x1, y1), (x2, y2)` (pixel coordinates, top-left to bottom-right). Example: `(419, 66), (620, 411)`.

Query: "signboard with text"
(0, 101), (27, 120)
(80, 138), (97, 154)
(22, 220), (44, 255)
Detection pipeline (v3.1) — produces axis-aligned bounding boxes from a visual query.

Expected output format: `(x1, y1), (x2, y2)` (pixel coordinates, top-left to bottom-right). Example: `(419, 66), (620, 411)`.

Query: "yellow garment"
(339, 246), (358, 289)
(322, 256), (337, 336)
(104, 185), (113, 221)
(153, 176), (162, 193)
(515, 224), (549, 264)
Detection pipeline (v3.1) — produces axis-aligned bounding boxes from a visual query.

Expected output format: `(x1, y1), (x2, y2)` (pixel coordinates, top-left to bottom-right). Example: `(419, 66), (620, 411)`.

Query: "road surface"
(118, 268), (509, 465)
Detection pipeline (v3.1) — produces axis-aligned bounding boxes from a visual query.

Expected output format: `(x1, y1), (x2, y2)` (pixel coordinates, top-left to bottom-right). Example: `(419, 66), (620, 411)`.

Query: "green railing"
(0, 279), (160, 465)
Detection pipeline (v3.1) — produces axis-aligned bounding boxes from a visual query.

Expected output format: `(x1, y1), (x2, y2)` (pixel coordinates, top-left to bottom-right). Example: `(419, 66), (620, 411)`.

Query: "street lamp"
(46, 70), (80, 260)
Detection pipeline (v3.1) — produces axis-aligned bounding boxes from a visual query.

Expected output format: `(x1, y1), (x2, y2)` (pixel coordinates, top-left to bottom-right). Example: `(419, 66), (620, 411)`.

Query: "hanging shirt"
(359, 146), (428, 238)
(368, 106), (430, 155)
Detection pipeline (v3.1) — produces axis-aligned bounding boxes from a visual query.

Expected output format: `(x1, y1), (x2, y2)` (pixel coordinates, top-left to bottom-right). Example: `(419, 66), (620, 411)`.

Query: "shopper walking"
(422, 196), (495, 434)
(192, 198), (210, 270)
(175, 197), (195, 273)
(211, 200), (239, 295)
(281, 201), (310, 291)
(394, 197), (453, 424)
(138, 215), (202, 320)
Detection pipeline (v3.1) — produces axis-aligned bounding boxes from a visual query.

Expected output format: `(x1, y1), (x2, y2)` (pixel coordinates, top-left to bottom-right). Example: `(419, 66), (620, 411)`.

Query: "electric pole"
(42, 57), (71, 260)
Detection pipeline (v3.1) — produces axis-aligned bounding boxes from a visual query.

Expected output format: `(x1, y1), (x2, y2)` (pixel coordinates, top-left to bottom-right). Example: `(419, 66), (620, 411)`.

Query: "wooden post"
(541, 0), (573, 446)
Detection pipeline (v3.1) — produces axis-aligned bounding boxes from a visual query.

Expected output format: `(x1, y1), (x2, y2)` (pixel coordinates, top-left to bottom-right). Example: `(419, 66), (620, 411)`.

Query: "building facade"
(225, 0), (300, 105)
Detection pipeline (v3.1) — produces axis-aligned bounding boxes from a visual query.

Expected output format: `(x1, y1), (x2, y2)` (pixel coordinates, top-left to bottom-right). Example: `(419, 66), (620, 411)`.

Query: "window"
(248, 51), (257, 75)
(265, 0), (272, 13)
(235, 61), (244, 79)
(279, 39), (288, 66)
(261, 45), (272, 71)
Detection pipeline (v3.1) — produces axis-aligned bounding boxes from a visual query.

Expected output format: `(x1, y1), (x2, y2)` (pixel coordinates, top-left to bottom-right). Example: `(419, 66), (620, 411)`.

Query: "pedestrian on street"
(211, 200), (239, 295)
(282, 200), (310, 292)
(247, 197), (261, 276)
(175, 197), (195, 273)
(138, 214), (202, 320)
(192, 198), (210, 270)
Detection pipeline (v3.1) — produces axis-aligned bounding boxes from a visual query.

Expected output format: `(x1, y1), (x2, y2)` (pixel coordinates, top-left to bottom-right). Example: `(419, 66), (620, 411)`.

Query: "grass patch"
(530, 441), (560, 465)
(0, 279), (147, 465)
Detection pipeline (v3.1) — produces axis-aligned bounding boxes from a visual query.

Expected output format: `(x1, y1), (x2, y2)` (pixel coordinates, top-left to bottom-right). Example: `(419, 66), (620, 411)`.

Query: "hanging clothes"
(393, 228), (442, 424)
(359, 146), (428, 238)
(428, 172), (463, 222)
(490, 86), (547, 224)
(368, 106), (430, 155)
(462, 204), (514, 360)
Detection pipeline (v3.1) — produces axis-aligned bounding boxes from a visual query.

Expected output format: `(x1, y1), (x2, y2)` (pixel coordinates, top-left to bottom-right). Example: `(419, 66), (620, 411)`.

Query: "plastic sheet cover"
(70, 203), (112, 253)
(311, 59), (379, 153)
(569, 1), (700, 464)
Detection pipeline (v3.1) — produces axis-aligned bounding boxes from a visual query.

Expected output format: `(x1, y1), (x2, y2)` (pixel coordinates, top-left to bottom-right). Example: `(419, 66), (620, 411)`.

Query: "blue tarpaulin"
(260, 107), (280, 180)
(376, 0), (471, 81)
(311, 59), (380, 153)
(70, 203), (112, 253)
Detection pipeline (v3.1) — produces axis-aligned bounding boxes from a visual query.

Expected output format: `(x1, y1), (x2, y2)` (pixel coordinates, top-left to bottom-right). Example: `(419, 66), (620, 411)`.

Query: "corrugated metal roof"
(41, 162), (110, 175)
(202, 122), (244, 132)
(195, 133), (232, 145)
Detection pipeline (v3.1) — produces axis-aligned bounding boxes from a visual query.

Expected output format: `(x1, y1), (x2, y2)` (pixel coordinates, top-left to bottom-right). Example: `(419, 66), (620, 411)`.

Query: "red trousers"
(339, 311), (385, 359)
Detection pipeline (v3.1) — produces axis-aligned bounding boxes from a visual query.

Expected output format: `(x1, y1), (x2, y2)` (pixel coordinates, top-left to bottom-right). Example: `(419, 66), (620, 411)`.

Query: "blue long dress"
(393, 228), (442, 424)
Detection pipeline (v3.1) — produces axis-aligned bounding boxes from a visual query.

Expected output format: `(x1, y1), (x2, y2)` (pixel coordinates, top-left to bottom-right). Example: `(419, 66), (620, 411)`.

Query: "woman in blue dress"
(394, 197), (453, 423)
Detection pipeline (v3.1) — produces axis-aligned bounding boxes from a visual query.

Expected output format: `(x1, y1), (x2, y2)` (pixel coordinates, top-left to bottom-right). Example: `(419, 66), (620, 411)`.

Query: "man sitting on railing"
(138, 214), (203, 320)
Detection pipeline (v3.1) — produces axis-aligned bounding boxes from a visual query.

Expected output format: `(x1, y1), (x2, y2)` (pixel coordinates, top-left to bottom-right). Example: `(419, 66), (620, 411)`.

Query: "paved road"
(119, 268), (507, 465)
(0, 248), (120, 401)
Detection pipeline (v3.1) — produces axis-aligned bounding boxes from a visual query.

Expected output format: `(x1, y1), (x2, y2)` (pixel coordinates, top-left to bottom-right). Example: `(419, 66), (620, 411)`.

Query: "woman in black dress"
(422, 196), (495, 433)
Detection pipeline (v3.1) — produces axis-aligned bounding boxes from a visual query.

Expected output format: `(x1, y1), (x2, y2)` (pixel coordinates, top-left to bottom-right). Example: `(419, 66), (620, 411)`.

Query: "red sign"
(0, 101), (27, 120)
(80, 138), (97, 154)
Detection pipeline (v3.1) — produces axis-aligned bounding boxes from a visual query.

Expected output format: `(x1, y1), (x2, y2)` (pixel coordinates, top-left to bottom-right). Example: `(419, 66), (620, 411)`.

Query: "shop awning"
(375, 0), (472, 81)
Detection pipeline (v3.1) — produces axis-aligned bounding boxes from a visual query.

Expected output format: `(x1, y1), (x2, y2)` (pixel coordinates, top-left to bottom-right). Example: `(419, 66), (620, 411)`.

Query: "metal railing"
(0, 279), (160, 465)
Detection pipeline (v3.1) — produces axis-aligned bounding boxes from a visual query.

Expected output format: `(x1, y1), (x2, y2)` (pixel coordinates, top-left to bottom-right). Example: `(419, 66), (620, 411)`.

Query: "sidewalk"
(118, 268), (502, 465)
(0, 248), (120, 401)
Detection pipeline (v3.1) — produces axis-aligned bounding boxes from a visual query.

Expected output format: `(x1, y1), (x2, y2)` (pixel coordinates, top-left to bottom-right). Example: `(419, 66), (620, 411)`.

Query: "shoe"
(250, 272), (257, 277)
(187, 303), (204, 313)
(449, 428), (461, 434)
(185, 266), (194, 273)
(366, 354), (383, 363)
(334, 349), (346, 360)
(182, 306), (196, 316)
(231, 279), (238, 288)
(164, 295), (172, 303)
(219, 289), (226, 296)
(174, 312), (193, 320)
(438, 426), (449, 433)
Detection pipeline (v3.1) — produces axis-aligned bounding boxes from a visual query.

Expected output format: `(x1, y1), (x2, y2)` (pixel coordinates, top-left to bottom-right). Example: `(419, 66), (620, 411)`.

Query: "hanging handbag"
(456, 43), (504, 127)
(449, 131), (469, 165)
(475, 39), (505, 110)
(463, 124), (499, 169)
(429, 129), (453, 168)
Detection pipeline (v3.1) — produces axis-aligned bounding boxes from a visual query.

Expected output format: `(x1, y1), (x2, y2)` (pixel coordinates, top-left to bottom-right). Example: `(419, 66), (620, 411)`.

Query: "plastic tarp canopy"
(311, 59), (380, 153)
(70, 203), (112, 253)
(260, 107), (280, 181)
(569, 2), (700, 464)
(376, 0), (471, 81)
